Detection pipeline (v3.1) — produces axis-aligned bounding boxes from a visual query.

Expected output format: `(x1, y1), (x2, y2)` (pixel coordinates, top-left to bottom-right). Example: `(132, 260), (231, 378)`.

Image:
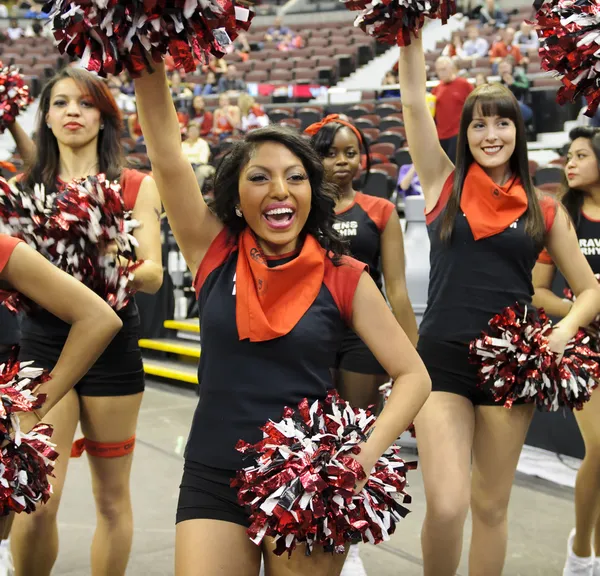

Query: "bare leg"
(415, 392), (475, 576)
(264, 539), (348, 576)
(11, 390), (80, 576)
(336, 369), (388, 411)
(79, 392), (143, 576)
(468, 403), (534, 576)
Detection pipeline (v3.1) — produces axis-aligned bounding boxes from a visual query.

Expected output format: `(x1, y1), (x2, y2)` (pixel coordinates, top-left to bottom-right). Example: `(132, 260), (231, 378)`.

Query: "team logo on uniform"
(232, 272), (236, 295)
(333, 220), (358, 237)
(250, 247), (265, 264)
(509, 218), (520, 229)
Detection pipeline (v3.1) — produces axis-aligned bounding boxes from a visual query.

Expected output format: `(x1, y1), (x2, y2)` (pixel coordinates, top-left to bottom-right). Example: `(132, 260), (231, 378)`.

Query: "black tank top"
(419, 173), (556, 342)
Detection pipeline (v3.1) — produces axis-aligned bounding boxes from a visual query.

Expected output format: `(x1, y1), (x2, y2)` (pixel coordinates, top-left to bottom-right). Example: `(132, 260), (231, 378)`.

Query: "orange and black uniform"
(176, 229), (366, 527)
(418, 171), (557, 404)
(334, 192), (395, 375)
(18, 169), (147, 397)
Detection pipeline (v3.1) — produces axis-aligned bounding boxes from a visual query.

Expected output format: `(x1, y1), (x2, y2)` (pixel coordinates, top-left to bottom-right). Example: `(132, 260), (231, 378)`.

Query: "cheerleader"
(397, 36), (600, 576)
(309, 116), (418, 410)
(6, 68), (163, 576)
(533, 126), (600, 576)
(133, 61), (431, 576)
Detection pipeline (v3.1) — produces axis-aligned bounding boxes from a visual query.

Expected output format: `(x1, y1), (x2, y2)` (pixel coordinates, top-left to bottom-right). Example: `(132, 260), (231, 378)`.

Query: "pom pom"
(533, 0), (600, 116)
(469, 303), (600, 411)
(0, 63), (33, 134)
(232, 390), (416, 557)
(343, 0), (456, 46)
(0, 348), (58, 516)
(0, 174), (141, 311)
(43, 0), (254, 76)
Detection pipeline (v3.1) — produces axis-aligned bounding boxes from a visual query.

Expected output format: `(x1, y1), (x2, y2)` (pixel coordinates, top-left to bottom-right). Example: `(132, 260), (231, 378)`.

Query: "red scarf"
(460, 163), (528, 241)
(236, 228), (325, 342)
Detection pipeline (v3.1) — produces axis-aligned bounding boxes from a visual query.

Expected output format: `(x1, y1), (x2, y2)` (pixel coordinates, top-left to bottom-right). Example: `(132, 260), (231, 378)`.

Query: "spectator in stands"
(201, 55), (228, 79)
(462, 25), (489, 58)
(513, 21), (539, 56)
(489, 27), (525, 72)
(181, 121), (215, 191)
(189, 96), (214, 137)
(218, 64), (246, 94)
(498, 58), (533, 124)
(213, 93), (241, 139)
(432, 56), (473, 162)
(277, 32), (305, 52)
(0, 4), (7, 18)
(108, 80), (136, 114)
(169, 70), (193, 99)
(238, 93), (270, 132)
(398, 163), (423, 197)
(479, 0), (508, 29)
(264, 16), (290, 42)
(381, 70), (400, 98)
(5, 18), (23, 40)
(442, 32), (466, 60)
(475, 72), (489, 87)
(118, 70), (135, 95)
(193, 70), (218, 96)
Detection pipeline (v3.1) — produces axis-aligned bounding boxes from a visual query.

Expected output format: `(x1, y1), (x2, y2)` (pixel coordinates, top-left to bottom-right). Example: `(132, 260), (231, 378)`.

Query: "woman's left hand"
(350, 447), (377, 494)
(547, 323), (575, 361)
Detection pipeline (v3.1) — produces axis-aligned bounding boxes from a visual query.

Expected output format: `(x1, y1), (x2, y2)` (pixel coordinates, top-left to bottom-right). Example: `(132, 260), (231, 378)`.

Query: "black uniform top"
(186, 228), (366, 470)
(21, 169), (147, 339)
(419, 172), (557, 342)
(334, 192), (395, 291)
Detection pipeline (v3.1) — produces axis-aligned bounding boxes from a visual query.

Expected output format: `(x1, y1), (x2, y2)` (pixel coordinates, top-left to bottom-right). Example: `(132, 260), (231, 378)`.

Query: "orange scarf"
(460, 163), (528, 241)
(236, 228), (325, 342)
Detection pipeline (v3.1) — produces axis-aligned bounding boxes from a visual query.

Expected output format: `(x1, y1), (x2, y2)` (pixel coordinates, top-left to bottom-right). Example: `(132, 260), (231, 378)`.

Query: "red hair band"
(304, 114), (363, 145)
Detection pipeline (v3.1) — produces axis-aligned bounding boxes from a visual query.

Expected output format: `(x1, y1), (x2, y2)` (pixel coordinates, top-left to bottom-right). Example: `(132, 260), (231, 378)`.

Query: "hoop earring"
(46, 123), (51, 129)
(100, 123), (105, 130)
(235, 207), (242, 218)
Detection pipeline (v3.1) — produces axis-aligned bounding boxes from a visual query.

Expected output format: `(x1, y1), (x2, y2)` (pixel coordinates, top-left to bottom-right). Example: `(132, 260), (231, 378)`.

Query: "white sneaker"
(564, 529), (594, 576)
(340, 545), (367, 576)
(0, 541), (13, 576)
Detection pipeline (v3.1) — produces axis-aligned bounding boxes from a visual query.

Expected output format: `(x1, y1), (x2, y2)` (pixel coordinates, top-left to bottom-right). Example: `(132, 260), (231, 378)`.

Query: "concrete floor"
(48, 381), (574, 576)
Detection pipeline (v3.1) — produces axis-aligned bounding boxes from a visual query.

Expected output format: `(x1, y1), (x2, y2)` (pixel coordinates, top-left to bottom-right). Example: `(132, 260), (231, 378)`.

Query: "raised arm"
(7, 121), (36, 168)
(2, 243), (122, 419)
(398, 36), (454, 212)
(133, 62), (222, 277)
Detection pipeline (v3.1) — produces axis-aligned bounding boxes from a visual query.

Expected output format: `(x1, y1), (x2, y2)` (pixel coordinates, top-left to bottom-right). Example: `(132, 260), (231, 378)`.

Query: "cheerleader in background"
(4, 68), (163, 576)
(398, 34), (600, 576)
(133, 60), (431, 576)
(0, 234), (122, 570)
(533, 126), (600, 576)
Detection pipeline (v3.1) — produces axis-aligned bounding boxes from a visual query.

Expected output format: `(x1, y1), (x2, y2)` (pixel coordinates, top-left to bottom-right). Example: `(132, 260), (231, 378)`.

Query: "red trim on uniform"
(323, 256), (367, 325)
(353, 192), (396, 233)
(335, 198), (357, 216)
(120, 168), (147, 211)
(70, 435), (136, 458)
(264, 248), (301, 261)
(426, 172), (454, 225)
(582, 211), (600, 224)
(537, 249), (553, 265)
(0, 235), (22, 274)
(194, 228), (237, 297)
(539, 194), (558, 234)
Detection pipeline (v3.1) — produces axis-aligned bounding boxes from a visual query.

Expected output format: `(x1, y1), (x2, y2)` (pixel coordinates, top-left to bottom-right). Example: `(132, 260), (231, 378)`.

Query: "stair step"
(139, 338), (201, 358)
(143, 358), (198, 384)
(164, 318), (199, 334)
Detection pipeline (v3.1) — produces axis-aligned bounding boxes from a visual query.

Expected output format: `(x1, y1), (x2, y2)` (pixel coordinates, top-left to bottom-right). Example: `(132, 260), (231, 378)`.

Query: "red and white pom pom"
(533, 0), (600, 115)
(0, 350), (58, 516)
(232, 390), (416, 557)
(0, 63), (32, 135)
(470, 303), (600, 411)
(564, 274), (600, 351)
(0, 174), (141, 311)
(44, 0), (254, 76)
(343, 0), (456, 46)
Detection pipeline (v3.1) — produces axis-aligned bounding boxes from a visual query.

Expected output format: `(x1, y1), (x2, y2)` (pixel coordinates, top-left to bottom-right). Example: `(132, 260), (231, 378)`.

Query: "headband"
(304, 114), (363, 145)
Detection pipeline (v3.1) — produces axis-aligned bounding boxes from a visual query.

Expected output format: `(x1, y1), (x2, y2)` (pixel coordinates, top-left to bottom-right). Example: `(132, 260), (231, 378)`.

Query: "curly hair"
(211, 125), (347, 263)
(310, 121), (371, 190)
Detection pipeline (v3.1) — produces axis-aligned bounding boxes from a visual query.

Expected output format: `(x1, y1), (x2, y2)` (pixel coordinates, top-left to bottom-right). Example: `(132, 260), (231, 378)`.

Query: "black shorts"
(335, 329), (387, 376)
(19, 318), (145, 398)
(417, 337), (526, 407)
(176, 460), (249, 528)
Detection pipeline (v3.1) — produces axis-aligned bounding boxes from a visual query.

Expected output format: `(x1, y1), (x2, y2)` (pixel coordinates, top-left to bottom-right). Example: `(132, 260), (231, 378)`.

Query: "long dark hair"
(562, 126), (600, 227)
(211, 125), (347, 263)
(439, 83), (546, 246)
(310, 122), (371, 190)
(24, 68), (124, 191)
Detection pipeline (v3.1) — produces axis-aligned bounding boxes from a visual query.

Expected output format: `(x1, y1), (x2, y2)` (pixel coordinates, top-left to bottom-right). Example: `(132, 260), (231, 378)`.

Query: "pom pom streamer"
(0, 349), (57, 516)
(43, 0), (254, 76)
(0, 63), (32, 135)
(343, 0), (456, 46)
(0, 174), (141, 311)
(233, 391), (416, 557)
(469, 303), (600, 411)
(532, 0), (600, 115)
